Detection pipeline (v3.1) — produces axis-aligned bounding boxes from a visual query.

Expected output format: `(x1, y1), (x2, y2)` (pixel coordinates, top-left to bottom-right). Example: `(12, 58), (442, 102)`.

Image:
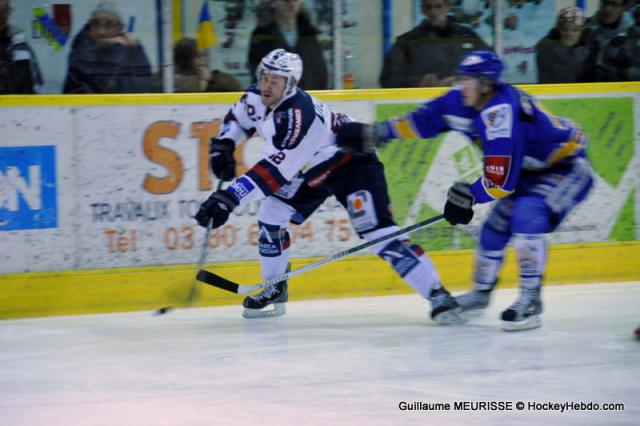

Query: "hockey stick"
(196, 213), (445, 295)
(154, 180), (222, 315)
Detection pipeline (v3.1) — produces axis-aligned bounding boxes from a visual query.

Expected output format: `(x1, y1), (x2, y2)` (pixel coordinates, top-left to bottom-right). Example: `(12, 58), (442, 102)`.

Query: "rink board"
(1, 82), (639, 318)
(0, 241), (638, 319)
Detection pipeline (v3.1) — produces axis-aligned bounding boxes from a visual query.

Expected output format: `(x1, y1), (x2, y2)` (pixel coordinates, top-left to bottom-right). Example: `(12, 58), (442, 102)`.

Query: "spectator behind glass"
(626, 5), (640, 80)
(587, 0), (634, 45)
(629, 4), (640, 38)
(160, 37), (241, 92)
(0, 0), (42, 93)
(536, 7), (596, 84)
(63, 1), (152, 93)
(587, 0), (636, 81)
(380, 0), (489, 88)
(248, 0), (328, 90)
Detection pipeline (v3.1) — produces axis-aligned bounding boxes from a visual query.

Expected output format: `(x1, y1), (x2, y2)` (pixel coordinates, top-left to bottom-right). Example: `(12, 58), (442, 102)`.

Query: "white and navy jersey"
(220, 85), (351, 205)
(380, 84), (588, 204)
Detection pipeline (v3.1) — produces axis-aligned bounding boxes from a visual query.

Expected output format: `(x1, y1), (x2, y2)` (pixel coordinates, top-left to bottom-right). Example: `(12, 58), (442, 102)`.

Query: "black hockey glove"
(335, 122), (387, 153)
(195, 190), (239, 229)
(444, 182), (475, 225)
(209, 138), (236, 181)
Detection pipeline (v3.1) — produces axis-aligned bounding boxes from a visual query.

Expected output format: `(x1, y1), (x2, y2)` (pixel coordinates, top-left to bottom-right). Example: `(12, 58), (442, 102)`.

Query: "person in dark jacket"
(63, 1), (152, 94)
(380, 0), (489, 88)
(0, 0), (43, 94)
(535, 7), (597, 83)
(585, 0), (636, 81)
(248, 0), (328, 90)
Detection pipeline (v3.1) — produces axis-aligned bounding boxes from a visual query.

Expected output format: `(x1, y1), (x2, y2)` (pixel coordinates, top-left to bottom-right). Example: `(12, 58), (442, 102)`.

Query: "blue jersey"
(381, 84), (587, 204)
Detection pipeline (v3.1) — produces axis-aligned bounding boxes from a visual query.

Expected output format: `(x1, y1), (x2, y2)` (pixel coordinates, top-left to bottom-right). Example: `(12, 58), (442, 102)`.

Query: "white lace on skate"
(501, 289), (542, 332)
(249, 285), (278, 302)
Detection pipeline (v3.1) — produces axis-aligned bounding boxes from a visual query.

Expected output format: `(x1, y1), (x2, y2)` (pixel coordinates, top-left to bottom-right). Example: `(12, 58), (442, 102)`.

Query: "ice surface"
(1, 282), (639, 425)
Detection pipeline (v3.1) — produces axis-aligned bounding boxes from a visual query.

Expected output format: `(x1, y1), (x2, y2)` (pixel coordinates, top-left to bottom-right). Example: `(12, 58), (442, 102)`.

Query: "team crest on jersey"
(482, 103), (512, 141)
(484, 155), (511, 186)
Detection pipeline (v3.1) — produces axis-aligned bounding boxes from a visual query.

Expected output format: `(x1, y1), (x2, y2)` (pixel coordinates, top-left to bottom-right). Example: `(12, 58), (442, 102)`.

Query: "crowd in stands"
(1, 0), (639, 95)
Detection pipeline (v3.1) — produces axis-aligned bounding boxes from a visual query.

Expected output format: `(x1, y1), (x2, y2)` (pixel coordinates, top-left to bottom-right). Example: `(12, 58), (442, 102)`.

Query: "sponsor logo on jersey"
(228, 177), (255, 200)
(346, 190), (378, 232)
(484, 155), (511, 186)
(283, 108), (303, 148)
(379, 240), (419, 278)
(482, 103), (512, 140)
(0, 146), (58, 231)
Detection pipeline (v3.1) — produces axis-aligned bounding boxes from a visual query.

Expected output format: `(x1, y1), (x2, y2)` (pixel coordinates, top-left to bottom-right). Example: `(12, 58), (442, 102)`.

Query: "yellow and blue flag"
(196, 0), (217, 50)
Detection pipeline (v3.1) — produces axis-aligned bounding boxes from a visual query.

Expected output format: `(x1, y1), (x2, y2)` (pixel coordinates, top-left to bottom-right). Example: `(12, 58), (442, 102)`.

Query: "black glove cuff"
(447, 182), (475, 208)
(211, 189), (239, 209)
(210, 138), (235, 154)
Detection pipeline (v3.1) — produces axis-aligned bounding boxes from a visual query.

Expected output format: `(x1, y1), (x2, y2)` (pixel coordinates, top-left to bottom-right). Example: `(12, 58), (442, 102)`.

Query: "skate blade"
(242, 303), (286, 319)
(460, 307), (488, 318)
(433, 307), (467, 325)
(501, 316), (541, 331)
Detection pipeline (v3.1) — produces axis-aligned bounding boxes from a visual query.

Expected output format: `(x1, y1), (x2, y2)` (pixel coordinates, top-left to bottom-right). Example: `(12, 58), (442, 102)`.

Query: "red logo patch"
(484, 156), (511, 186)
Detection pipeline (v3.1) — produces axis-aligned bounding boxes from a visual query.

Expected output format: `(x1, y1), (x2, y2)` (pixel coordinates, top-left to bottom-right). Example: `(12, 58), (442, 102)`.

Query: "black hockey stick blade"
(196, 213), (445, 295)
(196, 268), (240, 293)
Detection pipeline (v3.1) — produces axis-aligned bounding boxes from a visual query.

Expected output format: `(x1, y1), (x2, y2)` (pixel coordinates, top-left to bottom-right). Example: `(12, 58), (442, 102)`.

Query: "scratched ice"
(1, 282), (639, 425)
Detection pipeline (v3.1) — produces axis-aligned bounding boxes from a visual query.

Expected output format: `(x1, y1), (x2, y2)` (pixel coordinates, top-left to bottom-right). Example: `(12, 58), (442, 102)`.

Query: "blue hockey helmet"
(457, 50), (503, 84)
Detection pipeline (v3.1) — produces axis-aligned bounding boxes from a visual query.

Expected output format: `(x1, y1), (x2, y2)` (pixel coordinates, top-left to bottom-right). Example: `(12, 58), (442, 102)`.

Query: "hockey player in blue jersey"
(336, 51), (594, 331)
(195, 49), (464, 324)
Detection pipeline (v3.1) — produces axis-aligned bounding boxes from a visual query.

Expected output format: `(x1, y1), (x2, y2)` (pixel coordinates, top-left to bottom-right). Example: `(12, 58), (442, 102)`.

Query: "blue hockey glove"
(444, 182), (474, 225)
(209, 138), (236, 181)
(195, 190), (239, 229)
(335, 122), (387, 153)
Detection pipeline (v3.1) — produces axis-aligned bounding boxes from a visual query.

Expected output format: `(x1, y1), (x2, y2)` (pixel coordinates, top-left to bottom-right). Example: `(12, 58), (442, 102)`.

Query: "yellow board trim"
(1, 241), (639, 319)
(1, 82), (639, 107)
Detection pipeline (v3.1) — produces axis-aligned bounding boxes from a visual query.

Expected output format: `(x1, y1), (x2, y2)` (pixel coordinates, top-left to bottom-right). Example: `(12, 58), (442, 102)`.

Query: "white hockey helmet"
(257, 49), (303, 93)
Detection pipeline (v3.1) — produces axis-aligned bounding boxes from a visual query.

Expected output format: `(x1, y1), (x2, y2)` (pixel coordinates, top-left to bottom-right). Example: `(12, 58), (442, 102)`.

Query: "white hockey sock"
(473, 248), (505, 291)
(402, 246), (442, 298)
(365, 227), (440, 299)
(258, 222), (291, 279)
(513, 233), (548, 290)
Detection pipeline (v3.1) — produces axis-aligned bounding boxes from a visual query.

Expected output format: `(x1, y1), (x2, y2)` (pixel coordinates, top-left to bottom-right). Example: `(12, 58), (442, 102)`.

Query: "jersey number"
(269, 151), (286, 164)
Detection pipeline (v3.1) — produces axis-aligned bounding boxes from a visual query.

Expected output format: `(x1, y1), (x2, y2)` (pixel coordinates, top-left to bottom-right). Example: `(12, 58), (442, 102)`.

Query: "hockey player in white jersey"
(196, 49), (464, 323)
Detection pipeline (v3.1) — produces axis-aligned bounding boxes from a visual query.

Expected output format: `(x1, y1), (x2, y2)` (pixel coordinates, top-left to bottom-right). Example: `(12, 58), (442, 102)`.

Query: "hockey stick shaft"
(185, 179), (226, 304)
(196, 213), (445, 294)
(154, 180), (223, 314)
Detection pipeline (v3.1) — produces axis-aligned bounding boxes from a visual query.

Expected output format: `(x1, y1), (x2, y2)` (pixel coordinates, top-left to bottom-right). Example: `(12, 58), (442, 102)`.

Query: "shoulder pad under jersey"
(271, 91), (316, 150)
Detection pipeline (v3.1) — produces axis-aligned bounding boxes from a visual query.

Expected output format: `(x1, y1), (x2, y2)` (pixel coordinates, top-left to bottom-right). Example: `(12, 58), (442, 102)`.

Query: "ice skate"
(500, 288), (543, 331)
(242, 264), (290, 319)
(428, 286), (466, 325)
(455, 289), (492, 315)
(242, 280), (288, 318)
